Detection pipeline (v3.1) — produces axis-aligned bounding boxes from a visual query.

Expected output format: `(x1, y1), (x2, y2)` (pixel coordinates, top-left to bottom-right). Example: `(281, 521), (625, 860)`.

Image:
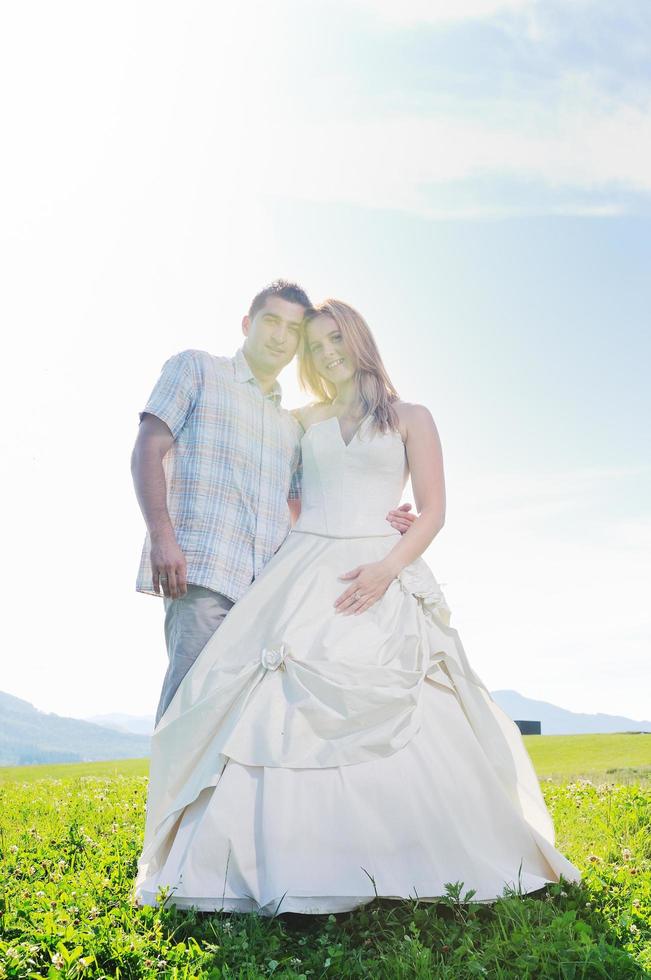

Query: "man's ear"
(241, 315), (250, 336)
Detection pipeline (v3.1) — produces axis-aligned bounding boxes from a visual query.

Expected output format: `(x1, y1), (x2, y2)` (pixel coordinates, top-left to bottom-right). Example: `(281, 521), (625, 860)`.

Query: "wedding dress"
(134, 415), (581, 914)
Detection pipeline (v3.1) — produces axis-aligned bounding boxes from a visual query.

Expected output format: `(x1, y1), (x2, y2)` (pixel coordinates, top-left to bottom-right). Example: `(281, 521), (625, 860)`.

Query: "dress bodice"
(293, 415), (408, 537)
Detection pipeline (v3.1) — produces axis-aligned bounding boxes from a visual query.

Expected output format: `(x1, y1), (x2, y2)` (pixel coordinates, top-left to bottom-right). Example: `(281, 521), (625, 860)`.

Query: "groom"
(132, 279), (414, 725)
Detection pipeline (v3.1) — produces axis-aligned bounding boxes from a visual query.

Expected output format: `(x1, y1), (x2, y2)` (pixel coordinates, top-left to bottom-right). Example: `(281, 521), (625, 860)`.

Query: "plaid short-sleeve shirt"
(136, 347), (302, 602)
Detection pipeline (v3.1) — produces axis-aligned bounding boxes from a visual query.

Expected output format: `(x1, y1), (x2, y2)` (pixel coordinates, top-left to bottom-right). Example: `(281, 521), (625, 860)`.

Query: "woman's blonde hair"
(299, 299), (400, 433)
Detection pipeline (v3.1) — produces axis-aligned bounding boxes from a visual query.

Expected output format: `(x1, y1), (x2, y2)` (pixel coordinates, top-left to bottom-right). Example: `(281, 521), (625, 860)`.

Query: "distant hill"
(85, 713), (155, 736)
(4, 686), (649, 767)
(491, 690), (651, 735)
(86, 694), (651, 739)
(0, 692), (150, 766)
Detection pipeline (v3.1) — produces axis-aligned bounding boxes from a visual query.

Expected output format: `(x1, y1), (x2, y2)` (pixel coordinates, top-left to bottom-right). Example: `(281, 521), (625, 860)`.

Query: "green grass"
(0, 736), (649, 978)
(523, 733), (651, 785)
(0, 758), (149, 785)
(2, 732), (649, 787)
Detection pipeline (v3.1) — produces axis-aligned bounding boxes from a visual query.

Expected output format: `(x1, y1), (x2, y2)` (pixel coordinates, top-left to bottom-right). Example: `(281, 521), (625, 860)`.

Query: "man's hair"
(248, 279), (312, 319)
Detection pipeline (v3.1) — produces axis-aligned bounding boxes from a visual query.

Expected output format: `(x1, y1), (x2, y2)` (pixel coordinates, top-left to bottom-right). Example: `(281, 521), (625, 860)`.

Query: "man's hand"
(386, 502), (417, 534)
(334, 560), (396, 616)
(151, 531), (188, 599)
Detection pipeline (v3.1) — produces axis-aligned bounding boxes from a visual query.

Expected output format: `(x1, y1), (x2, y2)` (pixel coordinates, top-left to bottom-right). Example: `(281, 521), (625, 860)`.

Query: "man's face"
(242, 296), (305, 375)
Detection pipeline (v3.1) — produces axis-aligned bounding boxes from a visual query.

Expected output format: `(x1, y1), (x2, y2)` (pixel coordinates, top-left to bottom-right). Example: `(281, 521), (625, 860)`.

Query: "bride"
(134, 299), (581, 914)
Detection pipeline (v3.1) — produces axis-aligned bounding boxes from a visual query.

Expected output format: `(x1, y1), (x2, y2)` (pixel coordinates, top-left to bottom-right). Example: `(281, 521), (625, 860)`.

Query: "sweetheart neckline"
(304, 413), (370, 448)
(299, 414), (405, 450)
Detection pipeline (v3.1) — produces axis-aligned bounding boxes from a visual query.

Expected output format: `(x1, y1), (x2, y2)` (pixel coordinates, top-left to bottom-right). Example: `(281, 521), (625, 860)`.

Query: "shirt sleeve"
(288, 448), (302, 500)
(139, 351), (198, 439)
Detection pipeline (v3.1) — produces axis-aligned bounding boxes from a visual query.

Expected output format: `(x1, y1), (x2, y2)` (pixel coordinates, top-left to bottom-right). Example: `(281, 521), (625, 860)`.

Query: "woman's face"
(306, 315), (356, 386)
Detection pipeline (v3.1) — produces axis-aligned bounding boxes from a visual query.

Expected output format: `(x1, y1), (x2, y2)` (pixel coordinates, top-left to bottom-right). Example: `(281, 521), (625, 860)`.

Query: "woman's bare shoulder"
(291, 402), (331, 432)
(393, 401), (438, 443)
(392, 401), (437, 438)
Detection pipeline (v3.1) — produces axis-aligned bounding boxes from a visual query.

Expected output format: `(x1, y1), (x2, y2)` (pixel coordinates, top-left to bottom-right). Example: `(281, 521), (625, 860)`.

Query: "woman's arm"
(381, 403), (445, 575)
(334, 403), (445, 615)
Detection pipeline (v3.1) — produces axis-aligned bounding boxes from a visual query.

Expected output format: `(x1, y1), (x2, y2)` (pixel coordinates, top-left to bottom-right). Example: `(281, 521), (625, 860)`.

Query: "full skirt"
(134, 531), (581, 914)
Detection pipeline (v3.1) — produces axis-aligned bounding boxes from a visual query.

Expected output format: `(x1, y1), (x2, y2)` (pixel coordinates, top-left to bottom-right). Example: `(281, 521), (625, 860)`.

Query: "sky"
(1, 0), (649, 723)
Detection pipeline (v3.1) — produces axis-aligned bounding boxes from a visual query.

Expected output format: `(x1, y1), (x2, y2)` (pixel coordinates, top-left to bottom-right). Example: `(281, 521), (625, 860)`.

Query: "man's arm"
(387, 502), (416, 533)
(288, 406), (307, 526)
(288, 496), (302, 526)
(131, 413), (188, 599)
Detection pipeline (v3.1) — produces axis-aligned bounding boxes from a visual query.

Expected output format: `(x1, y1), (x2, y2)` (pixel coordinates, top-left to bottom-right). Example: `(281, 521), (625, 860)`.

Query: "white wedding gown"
(134, 415), (581, 914)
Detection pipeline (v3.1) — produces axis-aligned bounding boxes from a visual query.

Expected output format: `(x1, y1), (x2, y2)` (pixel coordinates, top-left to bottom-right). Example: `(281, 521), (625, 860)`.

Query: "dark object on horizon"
(515, 719), (541, 735)
(492, 689), (651, 735)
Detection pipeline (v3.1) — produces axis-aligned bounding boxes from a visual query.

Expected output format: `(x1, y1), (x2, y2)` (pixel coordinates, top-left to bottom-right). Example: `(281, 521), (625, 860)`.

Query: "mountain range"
(88, 692), (651, 739)
(0, 691), (150, 766)
(1, 689), (649, 767)
(491, 690), (651, 736)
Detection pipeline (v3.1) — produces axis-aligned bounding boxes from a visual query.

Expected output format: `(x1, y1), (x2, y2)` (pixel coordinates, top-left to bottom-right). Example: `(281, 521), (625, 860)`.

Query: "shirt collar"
(233, 347), (282, 406)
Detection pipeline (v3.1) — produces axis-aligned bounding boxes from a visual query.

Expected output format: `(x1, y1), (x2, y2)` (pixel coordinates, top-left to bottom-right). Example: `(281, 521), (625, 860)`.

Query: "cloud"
(456, 465), (651, 512)
(260, 2), (651, 218)
(257, 80), (651, 217)
(350, 0), (534, 25)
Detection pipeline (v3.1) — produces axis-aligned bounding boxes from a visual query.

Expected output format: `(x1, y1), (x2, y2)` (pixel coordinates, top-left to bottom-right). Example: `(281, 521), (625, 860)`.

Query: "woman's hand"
(334, 560), (398, 616)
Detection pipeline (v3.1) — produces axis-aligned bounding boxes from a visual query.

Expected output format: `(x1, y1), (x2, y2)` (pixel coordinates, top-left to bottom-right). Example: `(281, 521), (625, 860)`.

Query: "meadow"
(0, 734), (649, 979)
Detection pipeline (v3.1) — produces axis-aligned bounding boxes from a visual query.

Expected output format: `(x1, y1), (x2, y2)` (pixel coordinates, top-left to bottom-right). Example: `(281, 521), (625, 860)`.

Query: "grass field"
(1, 732), (649, 788)
(524, 733), (651, 785)
(0, 734), (649, 978)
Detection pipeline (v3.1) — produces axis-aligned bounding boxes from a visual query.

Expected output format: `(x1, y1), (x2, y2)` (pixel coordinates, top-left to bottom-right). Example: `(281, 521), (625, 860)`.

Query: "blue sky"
(1, 0), (649, 721)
